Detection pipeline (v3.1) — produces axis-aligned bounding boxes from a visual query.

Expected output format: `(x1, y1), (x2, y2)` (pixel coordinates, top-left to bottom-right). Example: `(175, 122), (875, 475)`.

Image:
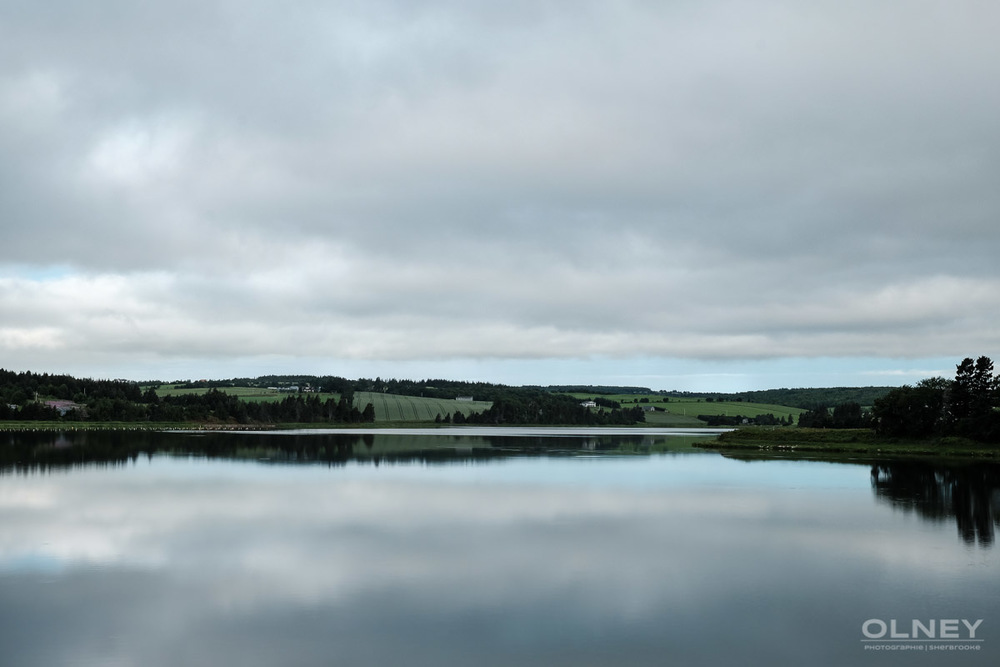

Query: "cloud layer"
(2, 1), (999, 383)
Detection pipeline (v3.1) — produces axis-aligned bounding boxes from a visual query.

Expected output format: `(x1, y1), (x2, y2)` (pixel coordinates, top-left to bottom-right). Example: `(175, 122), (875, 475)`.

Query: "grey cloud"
(2, 1), (999, 375)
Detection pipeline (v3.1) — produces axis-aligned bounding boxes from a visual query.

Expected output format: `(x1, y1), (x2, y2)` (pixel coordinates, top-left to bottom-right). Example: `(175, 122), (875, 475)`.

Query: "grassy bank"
(697, 427), (1000, 460)
(0, 421), (204, 431)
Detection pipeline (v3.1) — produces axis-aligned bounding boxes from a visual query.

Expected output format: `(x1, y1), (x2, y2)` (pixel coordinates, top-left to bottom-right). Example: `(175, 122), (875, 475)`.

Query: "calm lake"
(2, 428), (998, 666)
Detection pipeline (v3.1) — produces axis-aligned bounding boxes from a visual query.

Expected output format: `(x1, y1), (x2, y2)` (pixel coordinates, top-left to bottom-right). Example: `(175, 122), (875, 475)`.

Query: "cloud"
(2, 1), (999, 382)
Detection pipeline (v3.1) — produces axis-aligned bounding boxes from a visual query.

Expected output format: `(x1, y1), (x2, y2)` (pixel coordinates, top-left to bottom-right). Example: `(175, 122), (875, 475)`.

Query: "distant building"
(455, 396), (474, 401)
(43, 400), (84, 416)
(580, 400), (597, 408)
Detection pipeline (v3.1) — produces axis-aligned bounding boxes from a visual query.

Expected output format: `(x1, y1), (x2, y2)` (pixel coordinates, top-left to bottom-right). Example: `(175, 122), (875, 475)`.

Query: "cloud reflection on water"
(1, 451), (999, 666)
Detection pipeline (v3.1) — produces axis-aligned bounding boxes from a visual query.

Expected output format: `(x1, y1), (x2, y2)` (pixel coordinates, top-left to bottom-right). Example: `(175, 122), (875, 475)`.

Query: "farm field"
(352, 392), (492, 422)
(150, 385), (803, 425)
(568, 393), (804, 423)
(151, 385), (493, 423)
(152, 385), (310, 402)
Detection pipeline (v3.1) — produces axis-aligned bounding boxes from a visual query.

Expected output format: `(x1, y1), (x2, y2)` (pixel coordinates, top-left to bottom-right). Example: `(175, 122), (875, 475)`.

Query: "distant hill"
(544, 385), (653, 395)
(717, 387), (895, 409)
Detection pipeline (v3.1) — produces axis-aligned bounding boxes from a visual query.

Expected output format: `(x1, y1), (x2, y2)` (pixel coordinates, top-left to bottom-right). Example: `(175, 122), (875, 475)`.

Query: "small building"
(43, 400), (85, 416)
(455, 396), (474, 402)
(580, 400), (597, 408)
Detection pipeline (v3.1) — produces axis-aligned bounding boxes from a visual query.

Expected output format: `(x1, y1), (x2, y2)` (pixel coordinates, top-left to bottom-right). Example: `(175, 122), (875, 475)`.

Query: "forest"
(870, 356), (1000, 442)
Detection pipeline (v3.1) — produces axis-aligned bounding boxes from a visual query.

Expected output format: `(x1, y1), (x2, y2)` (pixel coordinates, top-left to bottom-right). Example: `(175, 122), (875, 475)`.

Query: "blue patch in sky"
(1, 264), (75, 281)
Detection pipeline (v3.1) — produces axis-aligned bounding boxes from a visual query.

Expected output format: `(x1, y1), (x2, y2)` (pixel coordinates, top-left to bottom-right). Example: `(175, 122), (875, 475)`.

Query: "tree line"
(0, 369), (376, 425)
(0, 370), (647, 426)
(871, 356), (1000, 442)
(436, 391), (645, 426)
(700, 413), (795, 427)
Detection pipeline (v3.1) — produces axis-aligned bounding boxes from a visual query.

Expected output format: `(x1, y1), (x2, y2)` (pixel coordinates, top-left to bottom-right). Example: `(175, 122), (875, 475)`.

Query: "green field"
(352, 392), (492, 422)
(568, 393), (805, 423)
(152, 385), (492, 423)
(149, 386), (804, 425)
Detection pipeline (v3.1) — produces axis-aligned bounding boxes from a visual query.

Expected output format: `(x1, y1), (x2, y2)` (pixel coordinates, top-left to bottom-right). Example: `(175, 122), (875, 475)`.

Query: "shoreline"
(696, 427), (1000, 461)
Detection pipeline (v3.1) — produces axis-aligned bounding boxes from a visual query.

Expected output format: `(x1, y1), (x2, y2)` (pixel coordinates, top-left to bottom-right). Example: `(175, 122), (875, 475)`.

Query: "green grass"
(698, 427), (1000, 460)
(352, 392), (492, 422)
(151, 385), (493, 423)
(640, 411), (709, 427)
(567, 392), (804, 423)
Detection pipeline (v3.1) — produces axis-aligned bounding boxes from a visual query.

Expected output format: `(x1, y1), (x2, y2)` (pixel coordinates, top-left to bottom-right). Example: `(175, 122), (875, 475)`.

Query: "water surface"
(1, 429), (997, 665)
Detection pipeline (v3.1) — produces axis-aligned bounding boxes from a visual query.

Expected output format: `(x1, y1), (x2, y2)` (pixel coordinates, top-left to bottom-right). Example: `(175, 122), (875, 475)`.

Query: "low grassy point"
(698, 426), (1000, 460)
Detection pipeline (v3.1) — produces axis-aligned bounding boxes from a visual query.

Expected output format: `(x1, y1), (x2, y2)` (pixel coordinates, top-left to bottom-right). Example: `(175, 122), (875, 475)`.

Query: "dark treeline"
(0, 368), (375, 424)
(437, 390), (645, 426)
(177, 377), (659, 403)
(699, 413), (794, 427)
(147, 390), (374, 424)
(0, 369), (142, 406)
(165, 375), (506, 399)
(871, 356), (1000, 443)
(794, 358), (1000, 442)
(702, 387), (895, 409)
(796, 402), (873, 429)
(544, 385), (654, 395)
(237, 375), (516, 401)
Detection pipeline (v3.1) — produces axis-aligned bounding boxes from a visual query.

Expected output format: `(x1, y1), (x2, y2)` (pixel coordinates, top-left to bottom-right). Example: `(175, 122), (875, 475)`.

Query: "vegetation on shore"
(698, 427), (999, 459)
(1, 355), (994, 433)
(0, 370), (647, 427)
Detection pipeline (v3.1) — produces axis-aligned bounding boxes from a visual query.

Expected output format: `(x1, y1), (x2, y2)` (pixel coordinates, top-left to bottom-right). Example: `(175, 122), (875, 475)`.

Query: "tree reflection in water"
(0, 429), (699, 475)
(871, 461), (1000, 547)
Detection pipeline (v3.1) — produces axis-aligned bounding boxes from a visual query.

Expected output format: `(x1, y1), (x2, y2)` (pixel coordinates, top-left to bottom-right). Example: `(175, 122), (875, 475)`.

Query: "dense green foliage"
(698, 413), (793, 427)
(707, 387), (895, 409)
(463, 391), (646, 426)
(544, 385), (653, 395)
(0, 369), (375, 425)
(0, 369), (142, 406)
(797, 402), (872, 429)
(872, 357), (1000, 442)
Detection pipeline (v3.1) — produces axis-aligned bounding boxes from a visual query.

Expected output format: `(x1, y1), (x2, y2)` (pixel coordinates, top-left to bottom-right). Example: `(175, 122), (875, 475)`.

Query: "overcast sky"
(2, 1), (998, 390)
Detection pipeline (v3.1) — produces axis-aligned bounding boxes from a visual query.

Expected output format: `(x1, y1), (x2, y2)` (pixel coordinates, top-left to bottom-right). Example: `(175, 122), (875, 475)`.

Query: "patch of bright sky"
(0, 264), (75, 282)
